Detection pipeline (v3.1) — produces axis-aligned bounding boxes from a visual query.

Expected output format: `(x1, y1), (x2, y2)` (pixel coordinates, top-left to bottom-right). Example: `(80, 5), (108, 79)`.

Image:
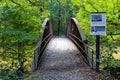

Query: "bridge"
(31, 18), (95, 79)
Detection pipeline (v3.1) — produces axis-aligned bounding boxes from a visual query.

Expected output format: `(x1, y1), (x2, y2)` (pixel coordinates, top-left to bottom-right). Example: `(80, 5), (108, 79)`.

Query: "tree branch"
(6, 48), (18, 54)
(27, 0), (35, 5)
(107, 20), (120, 26)
(10, 0), (21, 6)
(109, 33), (120, 35)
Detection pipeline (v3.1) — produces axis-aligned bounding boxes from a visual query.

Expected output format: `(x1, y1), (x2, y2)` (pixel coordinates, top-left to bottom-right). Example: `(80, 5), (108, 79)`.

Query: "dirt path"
(34, 37), (113, 80)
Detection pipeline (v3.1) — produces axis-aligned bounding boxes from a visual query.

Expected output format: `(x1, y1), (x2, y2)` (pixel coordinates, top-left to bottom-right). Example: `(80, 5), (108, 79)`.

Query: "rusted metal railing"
(68, 33), (94, 68)
(66, 18), (94, 68)
(31, 18), (53, 71)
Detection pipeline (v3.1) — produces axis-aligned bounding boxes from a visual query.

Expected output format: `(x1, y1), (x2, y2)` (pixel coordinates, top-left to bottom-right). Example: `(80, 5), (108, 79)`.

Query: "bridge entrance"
(31, 18), (93, 72)
(36, 37), (94, 80)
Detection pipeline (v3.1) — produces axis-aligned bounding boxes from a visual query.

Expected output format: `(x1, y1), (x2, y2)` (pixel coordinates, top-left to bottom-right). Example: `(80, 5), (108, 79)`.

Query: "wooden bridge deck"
(35, 37), (103, 80)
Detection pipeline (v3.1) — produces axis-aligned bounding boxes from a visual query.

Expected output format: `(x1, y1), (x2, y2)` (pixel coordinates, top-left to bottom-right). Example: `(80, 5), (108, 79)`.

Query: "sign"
(90, 13), (106, 35)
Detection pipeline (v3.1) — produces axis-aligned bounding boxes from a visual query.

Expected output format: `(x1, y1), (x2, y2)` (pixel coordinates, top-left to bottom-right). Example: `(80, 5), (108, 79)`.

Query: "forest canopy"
(0, 0), (120, 79)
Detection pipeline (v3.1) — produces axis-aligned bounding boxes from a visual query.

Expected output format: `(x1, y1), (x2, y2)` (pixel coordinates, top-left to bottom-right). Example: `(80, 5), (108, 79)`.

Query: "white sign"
(90, 13), (106, 35)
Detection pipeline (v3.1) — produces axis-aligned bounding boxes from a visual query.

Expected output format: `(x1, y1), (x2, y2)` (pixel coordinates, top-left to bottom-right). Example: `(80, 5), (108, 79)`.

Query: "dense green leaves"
(76, 0), (120, 35)
(0, 0), (49, 79)
(0, 0), (120, 79)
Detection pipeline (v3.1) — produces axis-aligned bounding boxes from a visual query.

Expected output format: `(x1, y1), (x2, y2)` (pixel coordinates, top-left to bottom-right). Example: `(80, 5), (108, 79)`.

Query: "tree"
(49, 0), (78, 36)
(75, 0), (120, 78)
(0, 0), (49, 79)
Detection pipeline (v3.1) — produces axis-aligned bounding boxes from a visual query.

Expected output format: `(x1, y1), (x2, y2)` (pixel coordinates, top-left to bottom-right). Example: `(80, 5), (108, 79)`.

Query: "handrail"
(66, 18), (94, 68)
(32, 18), (53, 71)
(68, 36), (90, 65)
(33, 33), (52, 71)
(68, 33), (94, 68)
(69, 33), (95, 57)
(35, 33), (52, 50)
(68, 34), (92, 60)
(39, 35), (52, 55)
(69, 33), (94, 51)
(37, 33), (52, 65)
(68, 34), (94, 67)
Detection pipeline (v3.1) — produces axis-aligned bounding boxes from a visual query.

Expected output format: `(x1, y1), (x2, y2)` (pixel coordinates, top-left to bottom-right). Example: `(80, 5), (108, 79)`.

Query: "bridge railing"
(31, 18), (53, 71)
(66, 18), (94, 68)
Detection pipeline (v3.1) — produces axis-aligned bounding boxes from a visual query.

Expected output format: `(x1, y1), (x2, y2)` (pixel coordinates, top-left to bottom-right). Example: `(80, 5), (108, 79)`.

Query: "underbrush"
(103, 59), (120, 79)
(0, 61), (31, 80)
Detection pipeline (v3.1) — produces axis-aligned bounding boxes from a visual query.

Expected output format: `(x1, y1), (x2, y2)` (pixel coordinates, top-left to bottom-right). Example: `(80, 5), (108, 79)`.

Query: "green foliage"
(0, 0), (120, 79)
(100, 36), (120, 79)
(100, 35), (119, 67)
(0, 0), (49, 79)
(103, 59), (120, 79)
(74, 1), (120, 79)
(24, 72), (40, 80)
(76, 0), (120, 35)
(49, 0), (78, 35)
(0, 64), (28, 80)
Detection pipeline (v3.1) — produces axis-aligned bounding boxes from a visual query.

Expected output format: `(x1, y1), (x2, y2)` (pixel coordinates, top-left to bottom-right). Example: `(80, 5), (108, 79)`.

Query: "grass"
(24, 72), (40, 80)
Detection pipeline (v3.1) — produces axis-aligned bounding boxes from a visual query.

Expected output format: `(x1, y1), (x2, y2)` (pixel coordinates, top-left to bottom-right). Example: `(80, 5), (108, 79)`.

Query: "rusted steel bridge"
(31, 18), (95, 79)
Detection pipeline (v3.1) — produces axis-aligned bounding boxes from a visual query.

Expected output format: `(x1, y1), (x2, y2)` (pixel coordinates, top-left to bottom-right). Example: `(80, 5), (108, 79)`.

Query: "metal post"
(96, 35), (100, 72)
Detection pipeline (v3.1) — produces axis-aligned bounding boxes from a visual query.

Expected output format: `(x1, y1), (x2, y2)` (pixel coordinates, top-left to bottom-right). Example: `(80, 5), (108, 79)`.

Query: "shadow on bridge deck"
(38, 37), (88, 71)
(36, 37), (94, 80)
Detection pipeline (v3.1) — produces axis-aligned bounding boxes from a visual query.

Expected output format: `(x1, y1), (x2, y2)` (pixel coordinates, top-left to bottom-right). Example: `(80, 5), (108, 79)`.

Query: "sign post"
(90, 12), (106, 72)
(96, 35), (100, 72)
